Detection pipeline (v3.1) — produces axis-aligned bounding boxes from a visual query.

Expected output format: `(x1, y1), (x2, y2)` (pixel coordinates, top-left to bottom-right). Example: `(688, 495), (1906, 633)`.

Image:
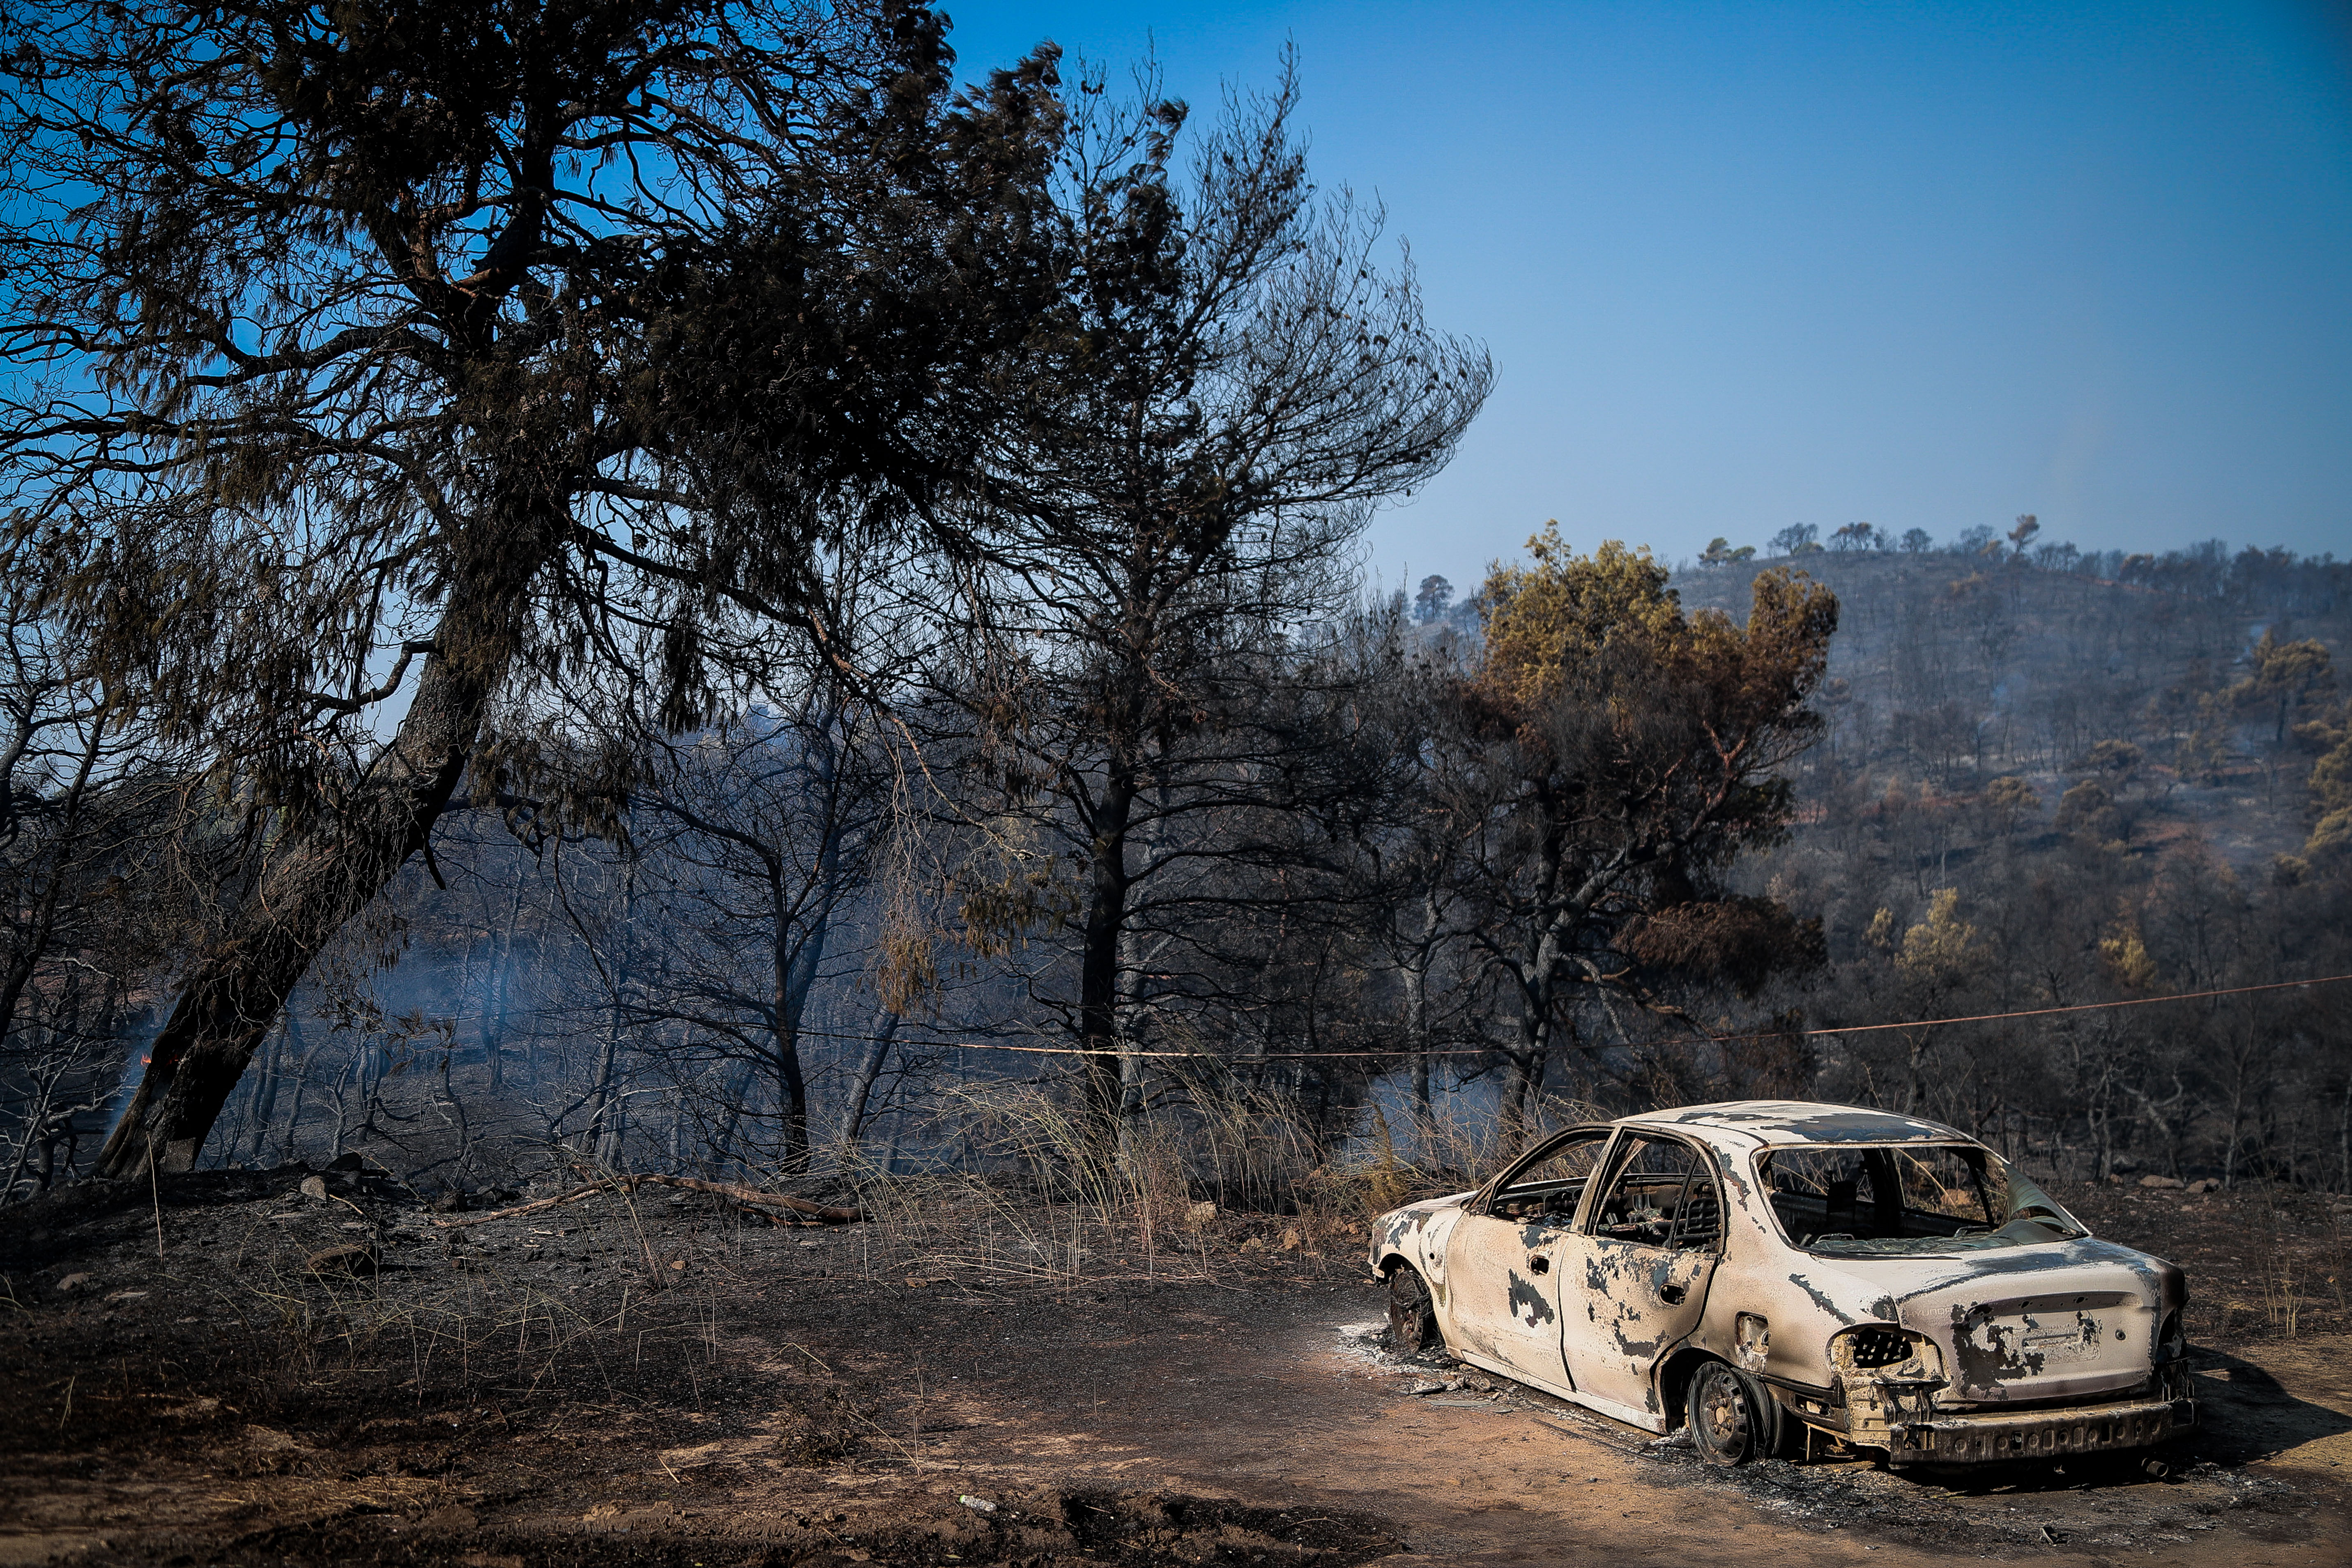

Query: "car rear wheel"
(1386, 1263), (1442, 1354)
(1689, 1361), (1779, 1466)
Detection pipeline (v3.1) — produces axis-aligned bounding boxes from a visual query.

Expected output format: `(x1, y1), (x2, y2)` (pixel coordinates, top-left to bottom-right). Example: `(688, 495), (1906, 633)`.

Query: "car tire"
(1387, 1263), (1442, 1354)
(1689, 1361), (1779, 1466)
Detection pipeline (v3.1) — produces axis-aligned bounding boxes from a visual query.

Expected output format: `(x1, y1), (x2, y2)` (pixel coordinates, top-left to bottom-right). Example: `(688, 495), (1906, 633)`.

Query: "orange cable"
(787, 970), (2352, 1063)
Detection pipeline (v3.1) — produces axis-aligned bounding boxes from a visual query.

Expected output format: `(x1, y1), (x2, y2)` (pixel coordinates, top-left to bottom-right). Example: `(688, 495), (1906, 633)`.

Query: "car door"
(1555, 1133), (1724, 1425)
(1438, 1128), (1611, 1387)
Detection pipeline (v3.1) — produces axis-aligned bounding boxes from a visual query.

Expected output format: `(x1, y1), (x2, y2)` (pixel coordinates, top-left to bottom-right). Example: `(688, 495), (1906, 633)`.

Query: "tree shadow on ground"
(2184, 1346), (2352, 1469)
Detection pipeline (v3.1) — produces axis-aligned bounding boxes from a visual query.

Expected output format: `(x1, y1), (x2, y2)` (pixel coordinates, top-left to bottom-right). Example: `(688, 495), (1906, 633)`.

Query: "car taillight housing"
(1841, 1326), (1911, 1368)
(1829, 1324), (1947, 1384)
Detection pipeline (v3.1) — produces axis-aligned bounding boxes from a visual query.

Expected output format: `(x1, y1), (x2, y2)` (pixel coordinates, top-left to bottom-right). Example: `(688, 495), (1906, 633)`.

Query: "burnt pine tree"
(0, 0), (1074, 1174)
(1449, 528), (1836, 1131)
(939, 64), (1489, 1152)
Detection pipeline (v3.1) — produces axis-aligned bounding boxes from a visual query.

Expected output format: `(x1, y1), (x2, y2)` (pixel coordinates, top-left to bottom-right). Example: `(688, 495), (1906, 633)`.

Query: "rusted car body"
(1368, 1100), (2195, 1467)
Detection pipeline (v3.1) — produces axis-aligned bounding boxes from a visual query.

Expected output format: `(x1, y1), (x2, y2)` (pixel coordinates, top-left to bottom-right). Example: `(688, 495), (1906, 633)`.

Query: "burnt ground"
(2058, 1181), (2352, 1343)
(1, 1168), (2347, 1568)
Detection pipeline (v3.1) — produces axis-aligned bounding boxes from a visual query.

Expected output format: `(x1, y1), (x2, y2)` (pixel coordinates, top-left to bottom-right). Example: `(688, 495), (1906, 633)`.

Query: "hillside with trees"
(1679, 533), (2352, 1188)
(1, 1), (2347, 1213)
(11, 507), (2348, 1204)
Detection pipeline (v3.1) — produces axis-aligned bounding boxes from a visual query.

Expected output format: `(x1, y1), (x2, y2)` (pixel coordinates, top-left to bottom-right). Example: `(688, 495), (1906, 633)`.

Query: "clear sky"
(943, 1), (2352, 593)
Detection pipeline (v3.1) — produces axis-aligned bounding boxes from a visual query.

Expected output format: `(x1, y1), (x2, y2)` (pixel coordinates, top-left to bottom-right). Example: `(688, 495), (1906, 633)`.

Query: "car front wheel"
(1689, 1361), (1778, 1466)
(1387, 1263), (1442, 1354)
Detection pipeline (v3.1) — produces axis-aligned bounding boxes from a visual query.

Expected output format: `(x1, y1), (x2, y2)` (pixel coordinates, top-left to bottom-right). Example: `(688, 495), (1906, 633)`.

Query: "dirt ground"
(2, 1167), (2348, 1568)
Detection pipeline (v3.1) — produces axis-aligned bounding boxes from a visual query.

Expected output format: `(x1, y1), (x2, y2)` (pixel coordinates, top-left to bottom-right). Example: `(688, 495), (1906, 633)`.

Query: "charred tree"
(1447, 532), (1837, 1132)
(0, 1), (1074, 1174)
(937, 62), (1489, 1153)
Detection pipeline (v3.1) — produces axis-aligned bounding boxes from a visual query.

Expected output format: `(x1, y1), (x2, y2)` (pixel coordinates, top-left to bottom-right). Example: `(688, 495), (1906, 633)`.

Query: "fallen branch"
(428, 1183), (614, 1229)
(430, 1173), (861, 1230)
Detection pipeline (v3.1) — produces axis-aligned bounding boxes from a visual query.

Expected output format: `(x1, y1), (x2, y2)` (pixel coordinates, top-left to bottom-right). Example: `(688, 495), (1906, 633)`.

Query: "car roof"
(1611, 1099), (1972, 1153)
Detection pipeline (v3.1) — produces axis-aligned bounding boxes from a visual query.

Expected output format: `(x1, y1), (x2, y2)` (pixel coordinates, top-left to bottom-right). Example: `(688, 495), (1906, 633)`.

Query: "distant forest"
(1676, 530), (2351, 1188)
(3, 2), (2348, 1207)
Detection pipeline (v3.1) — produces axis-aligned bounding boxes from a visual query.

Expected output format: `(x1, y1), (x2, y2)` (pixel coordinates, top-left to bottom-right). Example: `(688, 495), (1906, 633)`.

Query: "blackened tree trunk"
(237, 1020), (284, 1168)
(1075, 767), (1138, 1150)
(96, 509), (557, 1175)
(770, 883), (834, 1170)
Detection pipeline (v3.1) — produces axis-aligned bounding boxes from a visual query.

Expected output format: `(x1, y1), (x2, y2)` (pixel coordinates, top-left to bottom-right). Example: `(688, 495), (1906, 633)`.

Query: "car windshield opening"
(1756, 1143), (2085, 1255)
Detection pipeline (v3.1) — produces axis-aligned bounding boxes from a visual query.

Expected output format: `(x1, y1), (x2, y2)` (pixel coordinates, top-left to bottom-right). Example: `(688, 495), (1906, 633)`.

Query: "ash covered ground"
(2, 1166), (2347, 1567)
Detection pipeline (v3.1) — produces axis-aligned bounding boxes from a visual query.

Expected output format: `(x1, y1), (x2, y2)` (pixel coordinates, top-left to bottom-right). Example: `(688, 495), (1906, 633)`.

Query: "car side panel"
(1556, 1233), (1718, 1419)
(1439, 1212), (1573, 1383)
(1372, 1196), (1466, 1305)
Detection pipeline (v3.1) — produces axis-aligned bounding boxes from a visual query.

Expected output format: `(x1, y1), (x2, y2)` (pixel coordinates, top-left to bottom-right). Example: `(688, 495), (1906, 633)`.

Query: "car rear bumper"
(1883, 1396), (2196, 1465)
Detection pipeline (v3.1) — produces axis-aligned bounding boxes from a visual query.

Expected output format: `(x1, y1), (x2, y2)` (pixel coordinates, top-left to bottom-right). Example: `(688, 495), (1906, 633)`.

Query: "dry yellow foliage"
(1895, 889), (1986, 985)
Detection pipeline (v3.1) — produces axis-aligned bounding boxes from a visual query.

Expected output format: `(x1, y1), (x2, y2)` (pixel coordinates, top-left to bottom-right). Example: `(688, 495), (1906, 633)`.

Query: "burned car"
(1369, 1100), (2194, 1467)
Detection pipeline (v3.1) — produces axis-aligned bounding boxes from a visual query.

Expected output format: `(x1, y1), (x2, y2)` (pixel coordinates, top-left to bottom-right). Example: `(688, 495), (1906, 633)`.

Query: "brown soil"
(2, 1169), (2347, 1567)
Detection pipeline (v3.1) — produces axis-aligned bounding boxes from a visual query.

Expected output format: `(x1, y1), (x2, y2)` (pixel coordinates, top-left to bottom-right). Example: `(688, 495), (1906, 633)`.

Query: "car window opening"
(1489, 1130), (1608, 1223)
(1757, 1143), (2085, 1255)
(1591, 1136), (1720, 1251)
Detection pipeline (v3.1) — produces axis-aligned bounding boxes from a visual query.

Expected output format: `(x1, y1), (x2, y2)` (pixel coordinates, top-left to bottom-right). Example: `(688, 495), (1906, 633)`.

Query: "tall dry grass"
(826, 1069), (1604, 1290)
(206, 1072), (1597, 1399)
(211, 1181), (735, 1416)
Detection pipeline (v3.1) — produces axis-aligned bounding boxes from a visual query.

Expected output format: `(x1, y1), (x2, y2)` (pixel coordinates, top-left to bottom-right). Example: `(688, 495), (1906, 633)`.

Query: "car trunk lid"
(1891, 1248), (2161, 1404)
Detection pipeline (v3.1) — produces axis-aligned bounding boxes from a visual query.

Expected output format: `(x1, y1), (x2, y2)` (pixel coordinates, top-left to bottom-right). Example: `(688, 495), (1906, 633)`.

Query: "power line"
(787, 971), (2352, 1064)
(1804, 972), (2352, 1037)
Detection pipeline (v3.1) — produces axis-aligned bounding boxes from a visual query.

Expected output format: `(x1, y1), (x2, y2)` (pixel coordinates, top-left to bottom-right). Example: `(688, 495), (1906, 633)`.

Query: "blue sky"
(944, 1), (2352, 593)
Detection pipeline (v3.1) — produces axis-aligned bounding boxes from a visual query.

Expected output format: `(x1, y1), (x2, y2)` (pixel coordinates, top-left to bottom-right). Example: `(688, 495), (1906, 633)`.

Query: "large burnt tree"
(0, 0), (1072, 1175)
(1448, 529), (1838, 1130)
(935, 64), (1490, 1154)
